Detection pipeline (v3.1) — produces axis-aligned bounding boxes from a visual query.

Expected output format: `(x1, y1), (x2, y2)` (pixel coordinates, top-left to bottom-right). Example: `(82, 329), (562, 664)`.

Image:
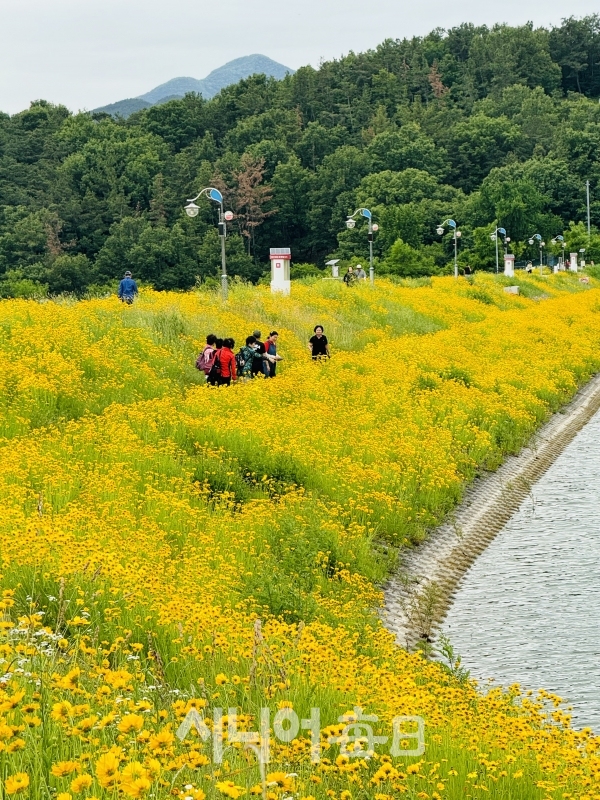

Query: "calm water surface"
(442, 408), (600, 730)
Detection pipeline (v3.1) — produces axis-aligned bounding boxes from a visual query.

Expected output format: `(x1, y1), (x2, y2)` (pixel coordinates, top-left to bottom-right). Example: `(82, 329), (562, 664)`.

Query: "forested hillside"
(2, 16), (600, 296)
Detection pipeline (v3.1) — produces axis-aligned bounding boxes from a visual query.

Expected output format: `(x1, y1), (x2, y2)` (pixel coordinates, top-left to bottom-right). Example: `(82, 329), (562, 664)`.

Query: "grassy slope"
(0, 273), (599, 799)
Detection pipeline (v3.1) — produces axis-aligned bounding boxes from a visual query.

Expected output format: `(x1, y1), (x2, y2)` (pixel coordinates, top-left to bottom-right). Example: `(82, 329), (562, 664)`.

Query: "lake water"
(441, 408), (600, 730)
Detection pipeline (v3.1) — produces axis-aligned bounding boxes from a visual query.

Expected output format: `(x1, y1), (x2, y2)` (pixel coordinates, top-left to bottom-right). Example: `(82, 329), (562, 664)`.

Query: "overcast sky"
(1, 0), (598, 115)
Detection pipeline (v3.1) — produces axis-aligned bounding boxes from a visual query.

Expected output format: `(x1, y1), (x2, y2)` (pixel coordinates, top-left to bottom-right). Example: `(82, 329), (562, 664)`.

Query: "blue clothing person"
(118, 272), (138, 304)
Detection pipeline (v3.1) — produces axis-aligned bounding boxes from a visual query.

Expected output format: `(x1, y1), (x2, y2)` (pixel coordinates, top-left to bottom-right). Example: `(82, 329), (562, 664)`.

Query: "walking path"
(383, 373), (600, 650)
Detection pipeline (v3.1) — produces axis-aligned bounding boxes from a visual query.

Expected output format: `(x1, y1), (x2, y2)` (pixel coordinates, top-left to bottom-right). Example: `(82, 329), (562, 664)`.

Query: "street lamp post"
(184, 187), (230, 300)
(586, 180), (591, 241)
(551, 235), (565, 270)
(527, 234), (544, 275)
(436, 219), (461, 279)
(490, 226), (507, 274)
(346, 208), (377, 284)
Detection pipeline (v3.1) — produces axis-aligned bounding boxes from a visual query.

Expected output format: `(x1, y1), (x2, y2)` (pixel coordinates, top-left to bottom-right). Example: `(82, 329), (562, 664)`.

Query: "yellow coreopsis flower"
(117, 713), (145, 734)
(51, 701), (74, 721)
(4, 773), (29, 795)
(95, 752), (121, 789)
(216, 780), (245, 798)
(70, 774), (93, 794)
(148, 726), (174, 752)
(266, 772), (294, 792)
(51, 761), (79, 778)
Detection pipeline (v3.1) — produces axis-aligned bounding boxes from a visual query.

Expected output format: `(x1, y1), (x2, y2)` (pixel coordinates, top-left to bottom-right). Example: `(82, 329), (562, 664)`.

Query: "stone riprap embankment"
(384, 373), (600, 650)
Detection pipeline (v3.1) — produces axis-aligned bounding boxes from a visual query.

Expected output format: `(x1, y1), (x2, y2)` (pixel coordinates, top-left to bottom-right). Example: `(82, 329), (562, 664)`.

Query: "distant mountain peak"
(94, 55), (294, 117)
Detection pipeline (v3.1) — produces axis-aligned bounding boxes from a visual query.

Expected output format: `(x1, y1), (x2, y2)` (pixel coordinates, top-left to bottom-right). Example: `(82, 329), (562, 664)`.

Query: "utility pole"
(586, 180), (591, 240)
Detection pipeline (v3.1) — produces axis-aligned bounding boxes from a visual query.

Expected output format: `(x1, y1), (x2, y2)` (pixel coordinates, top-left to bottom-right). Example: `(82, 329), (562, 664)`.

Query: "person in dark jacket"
(343, 266), (356, 285)
(238, 336), (257, 380)
(118, 271), (138, 304)
(251, 329), (267, 377)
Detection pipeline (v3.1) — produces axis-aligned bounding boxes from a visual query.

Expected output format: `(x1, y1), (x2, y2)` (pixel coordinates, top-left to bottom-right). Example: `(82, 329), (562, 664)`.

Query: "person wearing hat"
(354, 264), (366, 281)
(118, 271), (138, 304)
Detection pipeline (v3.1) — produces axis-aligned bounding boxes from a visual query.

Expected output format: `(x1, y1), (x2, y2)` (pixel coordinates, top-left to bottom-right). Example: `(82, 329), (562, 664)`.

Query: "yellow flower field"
(1, 273), (600, 800)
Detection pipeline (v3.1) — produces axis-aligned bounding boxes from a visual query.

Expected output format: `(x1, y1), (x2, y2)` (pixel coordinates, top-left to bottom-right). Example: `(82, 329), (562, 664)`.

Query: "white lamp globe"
(184, 202), (200, 218)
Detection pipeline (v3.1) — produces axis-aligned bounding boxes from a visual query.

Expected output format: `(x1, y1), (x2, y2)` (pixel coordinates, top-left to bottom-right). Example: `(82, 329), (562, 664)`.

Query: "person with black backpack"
(206, 338), (223, 386)
(236, 336), (257, 381)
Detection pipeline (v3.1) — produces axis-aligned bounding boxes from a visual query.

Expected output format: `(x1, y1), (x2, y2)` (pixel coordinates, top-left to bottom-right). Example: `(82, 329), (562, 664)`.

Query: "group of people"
(196, 325), (331, 387)
(196, 330), (283, 386)
(343, 265), (367, 285)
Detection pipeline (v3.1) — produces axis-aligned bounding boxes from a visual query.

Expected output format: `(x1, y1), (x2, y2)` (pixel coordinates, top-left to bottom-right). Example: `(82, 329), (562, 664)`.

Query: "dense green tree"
(470, 165), (548, 243)
(355, 168), (457, 207)
(381, 237), (437, 276)
(139, 93), (209, 152)
(308, 145), (372, 251)
(198, 228), (258, 283)
(295, 123), (349, 169)
(466, 23), (561, 96)
(549, 16), (600, 96)
(269, 156), (314, 258)
(0, 206), (65, 274)
(445, 115), (521, 191)
(224, 109), (301, 154)
(45, 253), (91, 294)
(367, 124), (448, 177)
(1, 17), (600, 294)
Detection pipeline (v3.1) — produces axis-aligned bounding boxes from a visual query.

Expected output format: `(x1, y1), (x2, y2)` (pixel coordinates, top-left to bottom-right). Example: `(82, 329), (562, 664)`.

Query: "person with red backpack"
(196, 334), (218, 382)
(217, 338), (237, 386)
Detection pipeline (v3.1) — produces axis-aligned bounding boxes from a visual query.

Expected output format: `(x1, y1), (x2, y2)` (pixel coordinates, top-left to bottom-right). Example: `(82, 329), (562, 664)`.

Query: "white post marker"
(503, 253), (515, 277)
(326, 259), (340, 278)
(569, 253), (578, 272)
(270, 248), (291, 295)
